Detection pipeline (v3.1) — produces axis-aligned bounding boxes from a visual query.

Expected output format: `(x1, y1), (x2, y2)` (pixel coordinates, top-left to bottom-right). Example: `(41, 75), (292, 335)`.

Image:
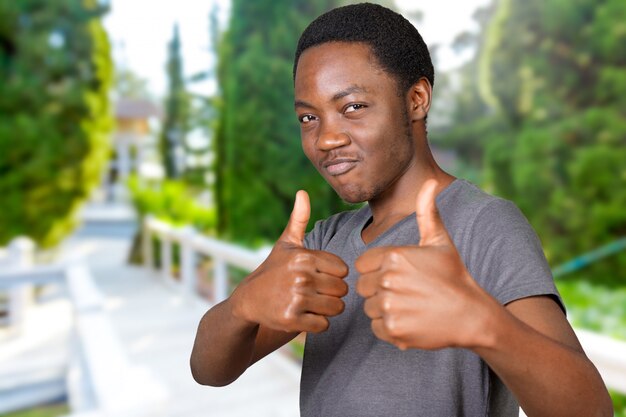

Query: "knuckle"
(381, 272), (396, 290)
(292, 251), (312, 266)
(280, 309), (295, 325)
(289, 292), (304, 307)
(282, 295), (303, 324)
(292, 273), (312, 288)
(279, 311), (301, 333)
(384, 315), (401, 337)
(381, 295), (393, 313)
(385, 248), (403, 266)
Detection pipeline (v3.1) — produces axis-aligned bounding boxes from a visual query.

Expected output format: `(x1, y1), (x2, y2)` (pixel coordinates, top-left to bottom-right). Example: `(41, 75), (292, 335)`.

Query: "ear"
(406, 77), (432, 122)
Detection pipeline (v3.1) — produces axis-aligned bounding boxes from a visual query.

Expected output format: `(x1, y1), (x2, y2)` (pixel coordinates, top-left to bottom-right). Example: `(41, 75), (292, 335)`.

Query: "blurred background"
(0, 0), (625, 416)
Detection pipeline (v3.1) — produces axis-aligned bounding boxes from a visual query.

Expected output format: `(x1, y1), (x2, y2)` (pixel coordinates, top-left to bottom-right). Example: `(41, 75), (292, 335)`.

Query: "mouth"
(322, 158), (359, 176)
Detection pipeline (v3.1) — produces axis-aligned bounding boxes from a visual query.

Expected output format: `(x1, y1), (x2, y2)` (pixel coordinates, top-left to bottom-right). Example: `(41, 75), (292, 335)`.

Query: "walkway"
(2, 202), (301, 417)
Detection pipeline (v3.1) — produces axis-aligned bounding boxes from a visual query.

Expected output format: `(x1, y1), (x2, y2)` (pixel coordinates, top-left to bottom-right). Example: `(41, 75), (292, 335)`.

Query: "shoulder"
(304, 205), (369, 251)
(440, 179), (530, 240)
(443, 180), (561, 308)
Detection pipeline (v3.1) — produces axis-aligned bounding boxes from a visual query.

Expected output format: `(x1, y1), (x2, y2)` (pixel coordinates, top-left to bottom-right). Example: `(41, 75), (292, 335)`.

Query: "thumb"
(280, 190), (310, 246)
(416, 179), (450, 247)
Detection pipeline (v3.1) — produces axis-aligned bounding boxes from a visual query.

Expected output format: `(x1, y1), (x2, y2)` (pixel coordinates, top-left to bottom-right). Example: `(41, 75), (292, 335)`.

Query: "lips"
(323, 158), (359, 176)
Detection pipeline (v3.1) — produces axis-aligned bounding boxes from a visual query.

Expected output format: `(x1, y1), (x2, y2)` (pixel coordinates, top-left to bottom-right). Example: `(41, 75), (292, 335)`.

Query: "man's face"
(294, 42), (416, 204)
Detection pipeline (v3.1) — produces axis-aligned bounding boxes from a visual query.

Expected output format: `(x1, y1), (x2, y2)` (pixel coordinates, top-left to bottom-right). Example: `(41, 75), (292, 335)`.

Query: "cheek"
(301, 137), (315, 164)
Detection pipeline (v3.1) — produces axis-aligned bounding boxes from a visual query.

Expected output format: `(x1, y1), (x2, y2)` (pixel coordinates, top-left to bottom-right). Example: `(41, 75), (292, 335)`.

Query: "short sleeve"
(464, 199), (565, 313)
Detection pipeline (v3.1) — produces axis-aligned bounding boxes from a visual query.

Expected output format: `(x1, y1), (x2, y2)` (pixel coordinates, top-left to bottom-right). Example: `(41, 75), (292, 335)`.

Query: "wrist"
(464, 291), (503, 351)
(229, 284), (256, 327)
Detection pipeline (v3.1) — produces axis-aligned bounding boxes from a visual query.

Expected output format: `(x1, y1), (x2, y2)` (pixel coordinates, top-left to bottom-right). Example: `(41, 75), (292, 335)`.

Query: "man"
(190, 3), (612, 416)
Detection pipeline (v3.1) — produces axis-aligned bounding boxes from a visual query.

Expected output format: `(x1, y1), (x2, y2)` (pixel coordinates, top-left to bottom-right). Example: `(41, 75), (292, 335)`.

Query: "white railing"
(0, 237), (36, 328)
(142, 215), (271, 303)
(0, 238), (167, 417)
(142, 216), (626, 396)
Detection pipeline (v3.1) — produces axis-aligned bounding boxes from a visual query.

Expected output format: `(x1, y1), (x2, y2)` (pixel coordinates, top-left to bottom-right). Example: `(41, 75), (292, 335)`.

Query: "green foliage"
(557, 277), (626, 415)
(115, 67), (151, 101)
(436, 0), (626, 407)
(159, 24), (191, 179)
(455, 0), (626, 284)
(127, 175), (215, 233)
(214, 0), (349, 244)
(613, 391), (626, 417)
(0, 0), (113, 248)
(558, 279), (626, 341)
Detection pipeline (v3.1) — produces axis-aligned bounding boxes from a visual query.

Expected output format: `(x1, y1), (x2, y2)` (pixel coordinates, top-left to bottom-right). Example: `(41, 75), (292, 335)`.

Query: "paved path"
(63, 208), (300, 417)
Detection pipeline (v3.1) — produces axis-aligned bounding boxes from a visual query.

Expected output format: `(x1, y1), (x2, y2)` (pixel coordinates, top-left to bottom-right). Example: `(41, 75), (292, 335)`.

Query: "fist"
(355, 180), (491, 350)
(233, 190), (349, 333)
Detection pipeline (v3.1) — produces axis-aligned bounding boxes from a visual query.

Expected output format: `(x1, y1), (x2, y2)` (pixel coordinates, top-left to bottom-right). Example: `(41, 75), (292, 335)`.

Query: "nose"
(316, 121), (350, 151)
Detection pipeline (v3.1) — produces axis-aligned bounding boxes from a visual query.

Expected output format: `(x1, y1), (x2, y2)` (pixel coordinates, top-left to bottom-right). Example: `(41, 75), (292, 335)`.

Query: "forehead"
(294, 42), (395, 99)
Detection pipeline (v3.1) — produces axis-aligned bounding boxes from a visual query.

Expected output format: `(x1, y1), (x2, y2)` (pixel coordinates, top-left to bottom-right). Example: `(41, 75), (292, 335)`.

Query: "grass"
(0, 403), (69, 417)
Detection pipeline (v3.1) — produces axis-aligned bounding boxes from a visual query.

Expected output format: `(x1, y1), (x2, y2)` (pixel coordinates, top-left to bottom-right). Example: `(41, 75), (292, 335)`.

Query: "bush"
(126, 175), (216, 265)
(127, 175), (215, 233)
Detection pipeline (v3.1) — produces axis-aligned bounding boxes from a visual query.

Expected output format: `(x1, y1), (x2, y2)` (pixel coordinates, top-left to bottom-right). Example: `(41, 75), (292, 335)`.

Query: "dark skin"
(190, 41), (612, 416)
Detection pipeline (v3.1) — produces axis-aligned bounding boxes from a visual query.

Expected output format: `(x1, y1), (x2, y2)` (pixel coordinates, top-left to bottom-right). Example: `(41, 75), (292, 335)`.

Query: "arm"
(475, 295), (612, 417)
(355, 180), (612, 417)
(190, 191), (348, 386)
(190, 297), (298, 386)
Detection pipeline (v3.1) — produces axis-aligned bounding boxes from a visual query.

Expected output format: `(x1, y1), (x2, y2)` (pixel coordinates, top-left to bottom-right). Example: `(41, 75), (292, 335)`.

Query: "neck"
(362, 146), (454, 244)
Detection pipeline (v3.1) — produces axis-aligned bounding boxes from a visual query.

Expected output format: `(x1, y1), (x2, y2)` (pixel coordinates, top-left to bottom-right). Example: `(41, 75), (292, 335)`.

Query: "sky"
(103, 0), (491, 99)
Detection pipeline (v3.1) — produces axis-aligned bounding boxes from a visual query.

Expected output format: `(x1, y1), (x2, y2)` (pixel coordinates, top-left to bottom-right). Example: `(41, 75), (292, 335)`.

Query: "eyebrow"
(294, 85), (369, 109)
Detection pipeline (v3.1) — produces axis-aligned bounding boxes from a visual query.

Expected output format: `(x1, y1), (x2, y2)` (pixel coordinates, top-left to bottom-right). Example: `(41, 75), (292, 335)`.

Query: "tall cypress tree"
(215, 0), (347, 243)
(0, 0), (113, 248)
(160, 23), (190, 179)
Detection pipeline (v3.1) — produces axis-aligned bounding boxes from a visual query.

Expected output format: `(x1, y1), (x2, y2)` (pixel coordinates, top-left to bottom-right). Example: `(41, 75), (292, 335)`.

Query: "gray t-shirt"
(301, 179), (563, 417)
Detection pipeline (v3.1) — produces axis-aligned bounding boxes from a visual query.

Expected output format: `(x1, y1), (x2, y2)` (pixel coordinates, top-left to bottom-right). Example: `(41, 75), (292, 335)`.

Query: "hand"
(355, 180), (493, 350)
(232, 190), (349, 333)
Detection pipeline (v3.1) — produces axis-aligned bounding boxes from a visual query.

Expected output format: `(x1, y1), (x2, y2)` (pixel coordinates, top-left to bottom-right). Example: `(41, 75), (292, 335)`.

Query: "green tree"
(160, 23), (190, 179)
(214, 0), (347, 243)
(0, 0), (113, 248)
(115, 67), (151, 101)
(479, 0), (626, 283)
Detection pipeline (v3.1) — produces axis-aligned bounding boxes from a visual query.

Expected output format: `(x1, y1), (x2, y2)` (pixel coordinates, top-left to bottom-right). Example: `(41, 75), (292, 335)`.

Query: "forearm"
(190, 297), (259, 386)
(473, 305), (613, 417)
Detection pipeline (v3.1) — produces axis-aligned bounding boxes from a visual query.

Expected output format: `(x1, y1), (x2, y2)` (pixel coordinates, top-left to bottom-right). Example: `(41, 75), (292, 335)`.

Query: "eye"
(344, 103), (366, 114)
(298, 114), (317, 124)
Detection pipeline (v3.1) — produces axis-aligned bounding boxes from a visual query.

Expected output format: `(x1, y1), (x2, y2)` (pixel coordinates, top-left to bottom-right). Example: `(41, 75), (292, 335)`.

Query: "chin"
(333, 184), (371, 204)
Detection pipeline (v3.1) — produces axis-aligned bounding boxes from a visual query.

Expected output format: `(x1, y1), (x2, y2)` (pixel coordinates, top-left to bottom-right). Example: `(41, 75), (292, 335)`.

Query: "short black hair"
(293, 2), (434, 94)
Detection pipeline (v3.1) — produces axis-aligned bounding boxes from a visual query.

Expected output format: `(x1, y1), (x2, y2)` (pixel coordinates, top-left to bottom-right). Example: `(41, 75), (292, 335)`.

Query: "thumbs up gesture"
(355, 180), (492, 350)
(231, 190), (349, 333)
